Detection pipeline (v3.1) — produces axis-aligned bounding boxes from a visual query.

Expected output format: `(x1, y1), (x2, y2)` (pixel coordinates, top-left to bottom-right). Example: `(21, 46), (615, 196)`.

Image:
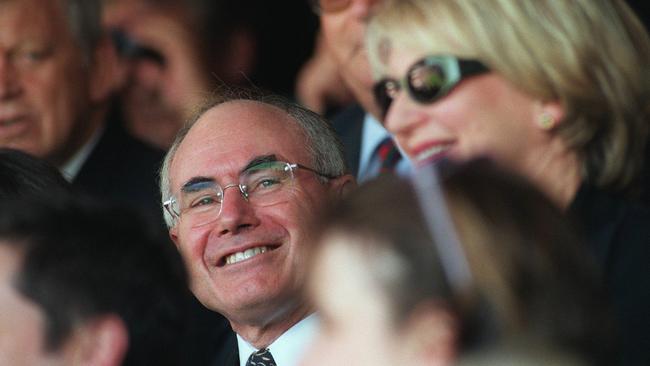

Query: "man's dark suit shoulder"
(73, 116), (164, 228)
(209, 329), (238, 366)
(330, 103), (365, 177)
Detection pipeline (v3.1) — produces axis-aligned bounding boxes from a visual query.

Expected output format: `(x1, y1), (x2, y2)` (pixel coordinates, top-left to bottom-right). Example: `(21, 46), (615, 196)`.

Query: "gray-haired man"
(161, 93), (355, 366)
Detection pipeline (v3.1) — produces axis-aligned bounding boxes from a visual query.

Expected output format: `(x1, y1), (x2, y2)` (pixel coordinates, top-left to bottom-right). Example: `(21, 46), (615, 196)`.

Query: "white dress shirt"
(59, 124), (104, 182)
(237, 314), (318, 366)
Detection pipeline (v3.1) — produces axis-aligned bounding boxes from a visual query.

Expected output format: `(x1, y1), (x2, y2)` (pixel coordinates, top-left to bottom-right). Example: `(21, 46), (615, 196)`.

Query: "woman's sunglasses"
(373, 55), (489, 118)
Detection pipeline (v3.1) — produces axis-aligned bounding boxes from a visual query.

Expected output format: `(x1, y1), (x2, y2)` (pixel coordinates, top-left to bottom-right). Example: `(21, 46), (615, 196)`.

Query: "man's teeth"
(416, 144), (451, 162)
(225, 246), (269, 265)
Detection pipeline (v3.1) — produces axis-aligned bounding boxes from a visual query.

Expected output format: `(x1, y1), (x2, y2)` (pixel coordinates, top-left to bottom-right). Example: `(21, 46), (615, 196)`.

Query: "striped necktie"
(376, 137), (402, 174)
(246, 348), (277, 366)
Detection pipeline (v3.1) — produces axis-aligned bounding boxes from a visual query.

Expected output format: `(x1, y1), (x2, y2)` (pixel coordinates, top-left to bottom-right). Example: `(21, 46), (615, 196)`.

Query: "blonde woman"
(366, 1), (650, 363)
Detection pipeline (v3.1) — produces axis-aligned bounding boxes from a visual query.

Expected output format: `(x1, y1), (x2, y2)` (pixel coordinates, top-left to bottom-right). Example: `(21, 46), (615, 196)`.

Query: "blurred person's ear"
(65, 314), (129, 366)
(329, 174), (357, 199)
(400, 301), (458, 366)
(90, 34), (122, 105)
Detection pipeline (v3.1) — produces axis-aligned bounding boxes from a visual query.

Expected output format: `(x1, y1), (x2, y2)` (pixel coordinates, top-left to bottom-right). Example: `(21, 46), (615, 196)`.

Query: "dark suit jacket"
(184, 299), (236, 366)
(639, 142), (650, 205)
(330, 104), (365, 177)
(210, 329), (239, 366)
(72, 114), (166, 231)
(569, 184), (650, 365)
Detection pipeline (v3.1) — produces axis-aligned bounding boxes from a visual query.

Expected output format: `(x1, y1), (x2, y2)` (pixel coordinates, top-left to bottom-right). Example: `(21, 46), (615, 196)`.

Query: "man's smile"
(219, 244), (281, 267)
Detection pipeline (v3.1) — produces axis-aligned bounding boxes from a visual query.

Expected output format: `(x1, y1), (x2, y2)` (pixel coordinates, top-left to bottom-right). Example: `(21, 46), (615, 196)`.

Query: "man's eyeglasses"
(164, 161), (335, 228)
(373, 55), (489, 118)
(309, 0), (352, 14)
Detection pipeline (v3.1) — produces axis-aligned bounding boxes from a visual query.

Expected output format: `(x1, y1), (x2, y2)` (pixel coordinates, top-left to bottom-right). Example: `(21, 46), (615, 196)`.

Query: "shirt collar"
(358, 114), (391, 182)
(359, 114), (390, 171)
(59, 124), (104, 182)
(358, 114), (412, 182)
(237, 314), (319, 366)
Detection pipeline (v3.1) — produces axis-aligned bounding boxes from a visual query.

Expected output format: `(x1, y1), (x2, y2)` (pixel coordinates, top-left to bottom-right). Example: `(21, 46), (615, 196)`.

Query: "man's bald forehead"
(192, 99), (302, 133)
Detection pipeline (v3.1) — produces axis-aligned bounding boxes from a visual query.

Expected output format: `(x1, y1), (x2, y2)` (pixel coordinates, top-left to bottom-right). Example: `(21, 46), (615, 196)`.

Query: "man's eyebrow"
(181, 177), (215, 192)
(241, 154), (278, 173)
(180, 155), (278, 191)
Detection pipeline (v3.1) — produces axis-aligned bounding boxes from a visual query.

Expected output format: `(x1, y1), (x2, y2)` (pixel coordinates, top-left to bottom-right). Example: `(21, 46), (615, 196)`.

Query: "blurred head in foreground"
(0, 200), (189, 365)
(0, 147), (72, 200)
(304, 159), (617, 366)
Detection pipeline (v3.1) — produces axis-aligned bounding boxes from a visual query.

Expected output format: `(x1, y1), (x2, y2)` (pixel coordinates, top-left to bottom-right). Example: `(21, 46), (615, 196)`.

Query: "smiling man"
(160, 93), (354, 366)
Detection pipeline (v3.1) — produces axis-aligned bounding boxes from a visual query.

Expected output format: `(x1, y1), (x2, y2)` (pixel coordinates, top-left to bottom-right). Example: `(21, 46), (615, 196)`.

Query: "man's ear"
(89, 34), (120, 105)
(169, 225), (180, 249)
(400, 301), (458, 366)
(329, 174), (356, 199)
(64, 314), (129, 366)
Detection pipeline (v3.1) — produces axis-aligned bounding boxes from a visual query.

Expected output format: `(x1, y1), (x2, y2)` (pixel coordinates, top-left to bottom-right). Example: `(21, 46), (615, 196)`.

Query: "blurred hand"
(295, 32), (354, 115)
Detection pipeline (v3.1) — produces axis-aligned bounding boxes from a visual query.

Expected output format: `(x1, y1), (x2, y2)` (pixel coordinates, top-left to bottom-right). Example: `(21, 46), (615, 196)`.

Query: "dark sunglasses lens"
(373, 79), (400, 118)
(407, 62), (446, 103)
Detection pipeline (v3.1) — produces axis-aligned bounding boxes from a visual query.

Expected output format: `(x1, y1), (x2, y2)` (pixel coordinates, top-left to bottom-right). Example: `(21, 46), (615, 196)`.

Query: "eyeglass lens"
(408, 61), (446, 102)
(373, 59), (448, 118)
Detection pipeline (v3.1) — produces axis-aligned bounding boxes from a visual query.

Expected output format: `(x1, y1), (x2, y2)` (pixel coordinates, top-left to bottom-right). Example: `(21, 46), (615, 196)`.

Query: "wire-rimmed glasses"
(164, 160), (334, 228)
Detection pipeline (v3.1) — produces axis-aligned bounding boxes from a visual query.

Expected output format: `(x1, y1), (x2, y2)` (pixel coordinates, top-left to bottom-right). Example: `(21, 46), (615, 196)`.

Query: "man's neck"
(236, 314), (318, 366)
(230, 305), (313, 349)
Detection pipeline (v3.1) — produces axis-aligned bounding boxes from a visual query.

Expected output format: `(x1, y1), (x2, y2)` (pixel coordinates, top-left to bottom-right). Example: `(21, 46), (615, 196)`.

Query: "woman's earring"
(538, 112), (555, 130)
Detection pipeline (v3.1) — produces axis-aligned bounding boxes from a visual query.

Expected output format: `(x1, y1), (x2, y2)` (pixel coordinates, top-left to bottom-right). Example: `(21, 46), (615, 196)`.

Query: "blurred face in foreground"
(0, 245), (65, 365)
(303, 232), (456, 366)
(303, 233), (403, 366)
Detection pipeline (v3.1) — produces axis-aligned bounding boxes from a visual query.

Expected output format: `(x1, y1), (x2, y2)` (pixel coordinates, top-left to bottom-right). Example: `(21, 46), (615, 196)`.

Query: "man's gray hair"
(61, 0), (103, 60)
(159, 90), (347, 228)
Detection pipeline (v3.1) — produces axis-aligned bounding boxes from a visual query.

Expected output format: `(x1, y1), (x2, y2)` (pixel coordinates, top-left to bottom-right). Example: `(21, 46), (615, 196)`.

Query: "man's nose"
(0, 55), (21, 100)
(130, 57), (165, 89)
(214, 185), (259, 236)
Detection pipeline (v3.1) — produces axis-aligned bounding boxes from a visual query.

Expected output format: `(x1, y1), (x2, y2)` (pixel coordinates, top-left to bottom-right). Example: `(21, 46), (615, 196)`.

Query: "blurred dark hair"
(0, 199), (189, 365)
(0, 148), (72, 200)
(313, 159), (618, 364)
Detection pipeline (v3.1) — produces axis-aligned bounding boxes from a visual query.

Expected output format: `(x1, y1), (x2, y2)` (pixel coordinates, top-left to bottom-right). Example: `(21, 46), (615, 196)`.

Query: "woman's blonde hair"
(368, 0), (650, 192)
